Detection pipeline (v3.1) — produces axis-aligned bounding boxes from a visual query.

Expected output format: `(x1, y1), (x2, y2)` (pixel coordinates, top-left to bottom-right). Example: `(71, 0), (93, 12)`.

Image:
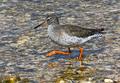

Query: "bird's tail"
(98, 28), (104, 32)
(96, 28), (105, 34)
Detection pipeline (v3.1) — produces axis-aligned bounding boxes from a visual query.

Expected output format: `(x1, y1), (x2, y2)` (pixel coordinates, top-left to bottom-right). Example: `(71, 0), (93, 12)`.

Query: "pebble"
(80, 80), (95, 83)
(104, 78), (114, 83)
(102, 0), (117, 5)
(7, 62), (15, 66)
(0, 60), (5, 67)
(56, 78), (66, 83)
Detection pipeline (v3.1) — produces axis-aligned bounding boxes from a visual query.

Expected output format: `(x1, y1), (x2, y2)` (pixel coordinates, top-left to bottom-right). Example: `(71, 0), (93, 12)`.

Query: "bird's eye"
(47, 17), (52, 20)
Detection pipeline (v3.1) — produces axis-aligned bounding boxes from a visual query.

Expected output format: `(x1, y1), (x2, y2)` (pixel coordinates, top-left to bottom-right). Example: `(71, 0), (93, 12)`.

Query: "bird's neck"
(48, 24), (56, 38)
(48, 24), (56, 32)
(48, 24), (57, 29)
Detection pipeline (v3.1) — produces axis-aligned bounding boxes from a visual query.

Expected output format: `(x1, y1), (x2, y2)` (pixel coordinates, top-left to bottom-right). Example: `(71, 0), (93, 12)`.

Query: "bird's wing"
(58, 25), (104, 38)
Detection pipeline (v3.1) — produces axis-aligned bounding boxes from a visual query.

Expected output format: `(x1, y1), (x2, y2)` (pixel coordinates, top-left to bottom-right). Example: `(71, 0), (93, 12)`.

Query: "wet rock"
(102, 0), (117, 5)
(0, 60), (5, 67)
(7, 62), (15, 66)
(104, 78), (114, 83)
(56, 78), (66, 83)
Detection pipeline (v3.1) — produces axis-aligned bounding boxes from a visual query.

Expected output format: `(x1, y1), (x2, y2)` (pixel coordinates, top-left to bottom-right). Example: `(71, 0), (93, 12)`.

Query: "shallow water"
(0, 0), (120, 83)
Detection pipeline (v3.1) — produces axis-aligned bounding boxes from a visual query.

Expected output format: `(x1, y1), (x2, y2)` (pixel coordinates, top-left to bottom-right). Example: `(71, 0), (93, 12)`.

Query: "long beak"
(34, 20), (47, 29)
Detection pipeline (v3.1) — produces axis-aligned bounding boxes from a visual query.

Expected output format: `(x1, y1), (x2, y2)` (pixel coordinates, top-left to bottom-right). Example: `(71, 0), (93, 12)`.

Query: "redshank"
(34, 14), (104, 64)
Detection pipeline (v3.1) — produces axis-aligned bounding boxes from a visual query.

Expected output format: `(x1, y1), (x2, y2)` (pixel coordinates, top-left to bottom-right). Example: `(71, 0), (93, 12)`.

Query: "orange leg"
(47, 50), (70, 57)
(78, 48), (84, 64)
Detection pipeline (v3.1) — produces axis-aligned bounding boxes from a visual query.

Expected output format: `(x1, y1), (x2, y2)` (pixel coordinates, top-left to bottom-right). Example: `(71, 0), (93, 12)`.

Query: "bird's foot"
(46, 50), (70, 57)
(77, 48), (84, 65)
(77, 57), (83, 66)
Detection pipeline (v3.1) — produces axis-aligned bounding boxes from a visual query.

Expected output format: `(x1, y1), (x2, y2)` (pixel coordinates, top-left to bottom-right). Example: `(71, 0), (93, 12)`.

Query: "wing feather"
(56, 25), (104, 38)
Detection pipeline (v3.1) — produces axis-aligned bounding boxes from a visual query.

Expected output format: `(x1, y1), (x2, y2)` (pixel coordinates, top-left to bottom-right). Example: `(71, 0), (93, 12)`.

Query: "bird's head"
(34, 14), (59, 29)
(46, 14), (59, 25)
